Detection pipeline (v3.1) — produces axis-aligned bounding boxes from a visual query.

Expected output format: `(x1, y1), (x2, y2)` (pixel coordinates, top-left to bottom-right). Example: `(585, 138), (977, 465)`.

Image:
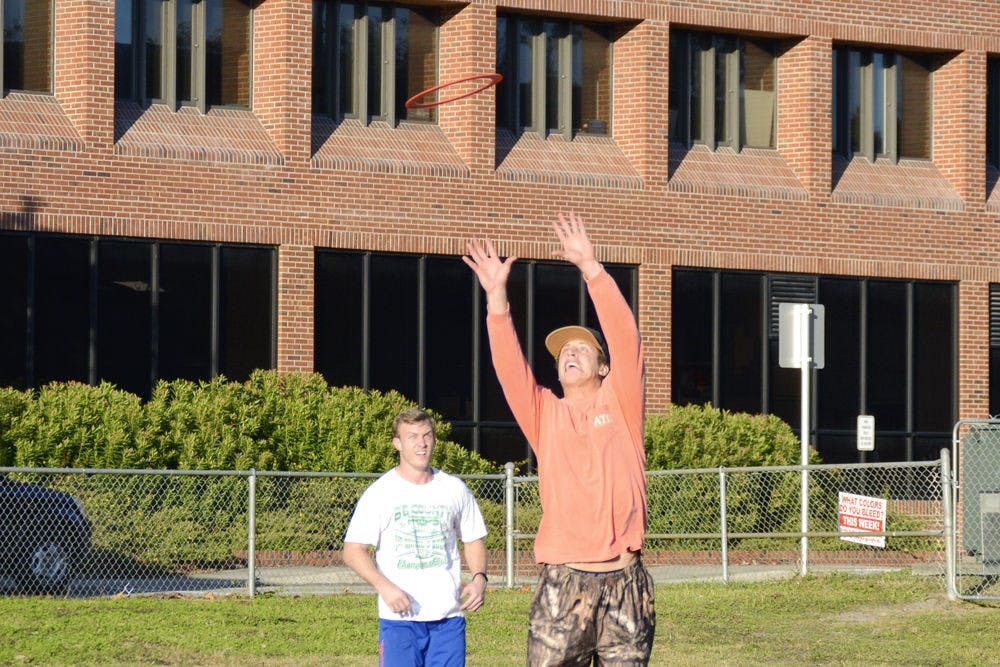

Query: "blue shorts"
(379, 616), (466, 667)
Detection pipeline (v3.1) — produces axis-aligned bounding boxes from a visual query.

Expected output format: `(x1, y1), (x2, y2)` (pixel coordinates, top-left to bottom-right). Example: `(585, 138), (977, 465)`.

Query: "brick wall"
(3, 0), (1000, 420)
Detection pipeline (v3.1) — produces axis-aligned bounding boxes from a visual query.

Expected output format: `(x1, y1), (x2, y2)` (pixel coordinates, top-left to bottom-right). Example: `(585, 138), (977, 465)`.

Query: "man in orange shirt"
(464, 212), (654, 665)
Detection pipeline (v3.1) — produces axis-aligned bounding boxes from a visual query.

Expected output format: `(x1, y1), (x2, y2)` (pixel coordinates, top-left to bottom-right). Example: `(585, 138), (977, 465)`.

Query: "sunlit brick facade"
(3, 0), (1000, 464)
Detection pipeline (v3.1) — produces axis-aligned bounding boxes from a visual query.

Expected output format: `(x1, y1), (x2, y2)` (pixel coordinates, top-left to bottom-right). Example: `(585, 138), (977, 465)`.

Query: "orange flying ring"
(404, 73), (503, 109)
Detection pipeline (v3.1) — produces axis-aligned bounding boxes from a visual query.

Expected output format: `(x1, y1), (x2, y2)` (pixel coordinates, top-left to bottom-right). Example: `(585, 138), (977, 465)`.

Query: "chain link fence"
(950, 420), (1000, 601)
(1, 457), (947, 598)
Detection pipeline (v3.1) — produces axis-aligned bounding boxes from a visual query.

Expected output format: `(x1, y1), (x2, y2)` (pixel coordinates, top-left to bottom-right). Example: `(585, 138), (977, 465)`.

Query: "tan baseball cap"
(544, 325), (608, 361)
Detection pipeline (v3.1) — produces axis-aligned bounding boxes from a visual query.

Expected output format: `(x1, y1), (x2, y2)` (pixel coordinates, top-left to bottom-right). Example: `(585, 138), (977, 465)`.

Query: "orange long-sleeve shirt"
(486, 268), (647, 564)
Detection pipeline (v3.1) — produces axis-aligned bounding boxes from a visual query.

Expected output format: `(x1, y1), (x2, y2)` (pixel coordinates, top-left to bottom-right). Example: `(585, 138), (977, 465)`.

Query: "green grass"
(1, 572), (998, 665)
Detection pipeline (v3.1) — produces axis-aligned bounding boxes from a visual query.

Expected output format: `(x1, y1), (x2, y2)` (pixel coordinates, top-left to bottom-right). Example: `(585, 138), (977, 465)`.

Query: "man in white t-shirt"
(343, 408), (489, 666)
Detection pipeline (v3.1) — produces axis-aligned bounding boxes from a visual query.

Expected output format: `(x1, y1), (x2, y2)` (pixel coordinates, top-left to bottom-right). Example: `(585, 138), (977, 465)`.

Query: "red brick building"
(1, 0), (997, 465)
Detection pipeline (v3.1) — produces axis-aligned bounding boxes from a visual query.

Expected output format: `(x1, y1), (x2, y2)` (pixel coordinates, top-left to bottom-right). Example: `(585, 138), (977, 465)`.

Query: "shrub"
(644, 403), (825, 548)
(142, 370), (498, 475)
(645, 403), (817, 469)
(0, 387), (31, 466)
(2, 371), (500, 571)
(9, 382), (147, 469)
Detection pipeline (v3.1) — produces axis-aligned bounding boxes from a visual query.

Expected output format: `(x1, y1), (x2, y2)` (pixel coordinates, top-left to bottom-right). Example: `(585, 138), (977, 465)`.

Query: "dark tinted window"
(219, 246), (274, 381)
(719, 273), (762, 413)
(673, 267), (956, 464)
(817, 278), (861, 429)
(425, 257), (474, 421)
(369, 254), (419, 398)
(159, 243), (212, 381)
(866, 281), (907, 430)
(768, 336), (799, 429)
(1, 233), (274, 395)
(97, 241), (152, 396)
(672, 269), (713, 406)
(913, 283), (954, 431)
(35, 237), (90, 385)
(315, 249), (637, 465)
(0, 236), (28, 388)
(315, 251), (365, 387)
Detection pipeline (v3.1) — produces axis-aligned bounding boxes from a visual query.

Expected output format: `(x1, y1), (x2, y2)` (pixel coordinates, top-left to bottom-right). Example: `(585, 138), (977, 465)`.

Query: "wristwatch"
(472, 571), (488, 583)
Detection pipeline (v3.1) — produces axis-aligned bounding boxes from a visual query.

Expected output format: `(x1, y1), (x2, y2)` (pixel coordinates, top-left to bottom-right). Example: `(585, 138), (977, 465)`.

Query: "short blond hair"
(392, 408), (436, 437)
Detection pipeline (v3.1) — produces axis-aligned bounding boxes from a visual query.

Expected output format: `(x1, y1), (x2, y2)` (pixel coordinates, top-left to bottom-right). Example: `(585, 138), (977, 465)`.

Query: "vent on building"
(990, 284), (1000, 348)
(768, 274), (818, 339)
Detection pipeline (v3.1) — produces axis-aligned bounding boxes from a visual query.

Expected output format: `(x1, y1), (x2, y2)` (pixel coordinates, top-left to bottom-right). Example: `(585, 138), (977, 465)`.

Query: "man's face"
(557, 338), (609, 388)
(393, 420), (435, 471)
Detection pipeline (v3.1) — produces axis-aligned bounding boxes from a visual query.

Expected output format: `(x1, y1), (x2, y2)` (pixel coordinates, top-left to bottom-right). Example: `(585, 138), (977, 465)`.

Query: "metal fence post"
(720, 468), (729, 584)
(248, 468), (256, 597)
(505, 462), (514, 589)
(941, 448), (956, 601)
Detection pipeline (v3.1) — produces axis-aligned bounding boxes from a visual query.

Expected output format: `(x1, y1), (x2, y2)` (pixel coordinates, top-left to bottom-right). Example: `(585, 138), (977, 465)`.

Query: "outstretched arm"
(552, 212), (602, 280)
(463, 239), (517, 315)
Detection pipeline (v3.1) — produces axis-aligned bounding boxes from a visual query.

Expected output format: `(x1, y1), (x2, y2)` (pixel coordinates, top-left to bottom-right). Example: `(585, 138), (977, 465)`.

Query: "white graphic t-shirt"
(344, 468), (488, 621)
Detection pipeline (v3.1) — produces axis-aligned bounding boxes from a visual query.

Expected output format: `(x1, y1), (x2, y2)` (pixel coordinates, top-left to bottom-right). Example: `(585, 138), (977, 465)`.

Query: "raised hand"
(463, 239), (516, 314)
(552, 212), (601, 280)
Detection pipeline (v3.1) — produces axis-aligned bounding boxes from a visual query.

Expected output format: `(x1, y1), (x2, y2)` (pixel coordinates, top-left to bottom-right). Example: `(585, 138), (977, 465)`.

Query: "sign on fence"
(838, 492), (887, 548)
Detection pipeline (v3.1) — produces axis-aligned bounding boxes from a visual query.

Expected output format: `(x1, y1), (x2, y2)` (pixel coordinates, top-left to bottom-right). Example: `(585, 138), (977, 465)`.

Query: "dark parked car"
(0, 473), (92, 594)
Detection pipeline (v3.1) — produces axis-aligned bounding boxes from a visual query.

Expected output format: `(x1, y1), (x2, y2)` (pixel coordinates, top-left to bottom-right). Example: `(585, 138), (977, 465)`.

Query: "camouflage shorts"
(527, 557), (655, 666)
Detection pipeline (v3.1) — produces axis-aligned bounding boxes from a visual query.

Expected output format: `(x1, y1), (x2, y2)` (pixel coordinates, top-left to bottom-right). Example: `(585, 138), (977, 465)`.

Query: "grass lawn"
(1, 572), (998, 665)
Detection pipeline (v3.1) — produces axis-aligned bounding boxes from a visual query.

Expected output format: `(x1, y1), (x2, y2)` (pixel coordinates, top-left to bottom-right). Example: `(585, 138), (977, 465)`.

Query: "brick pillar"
(959, 280), (990, 419)
(641, 261), (672, 411)
(777, 36), (832, 198)
(253, 0), (312, 166)
(54, 0), (114, 148)
(615, 19), (670, 186)
(935, 51), (986, 208)
(277, 244), (315, 373)
(436, 3), (496, 176)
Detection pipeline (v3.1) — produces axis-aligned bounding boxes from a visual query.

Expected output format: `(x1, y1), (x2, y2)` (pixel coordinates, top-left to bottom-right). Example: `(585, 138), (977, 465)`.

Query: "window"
(315, 249), (637, 464)
(496, 14), (612, 138)
(313, 1), (439, 124)
(669, 30), (777, 150)
(115, 0), (253, 111)
(832, 46), (932, 161)
(988, 58), (1000, 169)
(1, 0), (52, 93)
(673, 268), (956, 465)
(0, 233), (275, 397)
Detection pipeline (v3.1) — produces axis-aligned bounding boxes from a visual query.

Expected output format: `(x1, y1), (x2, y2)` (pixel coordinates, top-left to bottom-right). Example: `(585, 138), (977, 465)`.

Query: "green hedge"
(4, 379), (924, 565)
(641, 403), (828, 548)
(645, 402), (818, 470)
(0, 371), (497, 475)
(0, 372), (500, 569)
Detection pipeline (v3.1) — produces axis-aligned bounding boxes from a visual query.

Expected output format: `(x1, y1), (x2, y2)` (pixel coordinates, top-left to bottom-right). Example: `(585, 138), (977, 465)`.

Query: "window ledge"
(832, 156), (964, 212)
(495, 130), (642, 189)
(668, 144), (807, 200)
(0, 92), (83, 152)
(114, 102), (284, 165)
(311, 117), (470, 177)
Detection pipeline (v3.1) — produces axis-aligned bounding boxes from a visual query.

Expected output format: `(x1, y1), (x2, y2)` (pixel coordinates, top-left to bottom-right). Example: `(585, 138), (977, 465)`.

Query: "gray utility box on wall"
(961, 426), (1000, 563)
(981, 493), (1000, 568)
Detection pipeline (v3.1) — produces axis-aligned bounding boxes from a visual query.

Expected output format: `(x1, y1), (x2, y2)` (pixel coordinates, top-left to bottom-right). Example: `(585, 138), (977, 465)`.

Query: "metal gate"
(950, 419), (1000, 600)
